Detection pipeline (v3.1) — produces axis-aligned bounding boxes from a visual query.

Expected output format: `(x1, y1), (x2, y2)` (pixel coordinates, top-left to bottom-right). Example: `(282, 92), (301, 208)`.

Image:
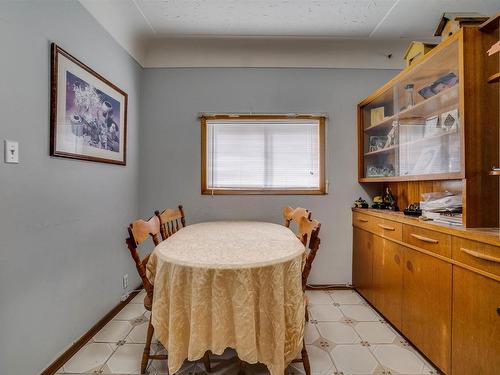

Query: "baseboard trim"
(306, 284), (353, 290)
(40, 288), (142, 375)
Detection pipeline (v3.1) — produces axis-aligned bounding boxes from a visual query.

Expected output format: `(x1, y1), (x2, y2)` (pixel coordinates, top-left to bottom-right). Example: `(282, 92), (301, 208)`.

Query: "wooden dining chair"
(155, 205), (186, 241)
(288, 217), (321, 375)
(283, 206), (311, 229)
(126, 215), (166, 374)
(126, 214), (211, 373)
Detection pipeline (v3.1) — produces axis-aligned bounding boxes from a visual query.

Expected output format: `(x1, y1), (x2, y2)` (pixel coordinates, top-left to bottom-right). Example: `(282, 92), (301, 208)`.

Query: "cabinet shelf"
(364, 85), (459, 133)
(364, 129), (458, 157)
(487, 72), (500, 83)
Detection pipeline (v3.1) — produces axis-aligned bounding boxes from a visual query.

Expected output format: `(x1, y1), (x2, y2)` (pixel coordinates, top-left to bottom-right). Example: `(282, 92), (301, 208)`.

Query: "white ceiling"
(79, 0), (500, 67)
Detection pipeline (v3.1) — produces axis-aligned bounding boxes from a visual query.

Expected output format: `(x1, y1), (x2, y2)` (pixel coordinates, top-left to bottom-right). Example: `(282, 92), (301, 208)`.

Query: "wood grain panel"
(372, 239), (403, 330)
(352, 227), (374, 303)
(384, 180), (463, 214)
(402, 247), (452, 374)
(403, 225), (452, 258)
(461, 27), (499, 228)
(452, 237), (500, 277)
(452, 267), (500, 375)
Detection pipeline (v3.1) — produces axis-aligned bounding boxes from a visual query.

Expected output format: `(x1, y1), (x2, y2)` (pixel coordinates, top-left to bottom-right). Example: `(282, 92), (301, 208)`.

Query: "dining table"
(146, 221), (306, 375)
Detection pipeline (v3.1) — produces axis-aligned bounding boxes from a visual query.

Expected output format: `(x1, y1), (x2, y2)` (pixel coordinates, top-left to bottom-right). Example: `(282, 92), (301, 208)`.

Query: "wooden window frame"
(201, 114), (326, 195)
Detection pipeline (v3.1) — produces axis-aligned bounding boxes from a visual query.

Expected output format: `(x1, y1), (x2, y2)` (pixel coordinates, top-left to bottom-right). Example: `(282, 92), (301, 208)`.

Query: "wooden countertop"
(352, 208), (500, 247)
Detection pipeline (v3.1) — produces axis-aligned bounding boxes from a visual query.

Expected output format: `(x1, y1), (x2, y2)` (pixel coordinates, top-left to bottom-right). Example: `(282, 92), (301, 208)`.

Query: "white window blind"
(206, 119), (322, 191)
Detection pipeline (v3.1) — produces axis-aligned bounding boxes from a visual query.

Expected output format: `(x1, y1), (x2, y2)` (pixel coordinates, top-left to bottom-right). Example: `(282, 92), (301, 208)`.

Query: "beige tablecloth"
(146, 221), (305, 375)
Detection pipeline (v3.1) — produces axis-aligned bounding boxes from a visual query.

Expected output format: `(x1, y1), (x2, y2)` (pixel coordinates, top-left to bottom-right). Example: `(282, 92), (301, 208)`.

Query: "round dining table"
(146, 221), (306, 375)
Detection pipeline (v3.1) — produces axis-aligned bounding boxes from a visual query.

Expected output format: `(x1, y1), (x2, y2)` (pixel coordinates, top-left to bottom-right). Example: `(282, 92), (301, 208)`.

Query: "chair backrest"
(155, 205), (186, 241)
(125, 215), (161, 297)
(283, 206), (311, 228)
(298, 216), (321, 291)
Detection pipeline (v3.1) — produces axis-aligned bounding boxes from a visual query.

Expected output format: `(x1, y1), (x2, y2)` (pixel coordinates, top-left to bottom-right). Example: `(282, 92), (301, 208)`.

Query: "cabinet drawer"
(352, 211), (376, 232)
(403, 225), (451, 258)
(374, 219), (402, 241)
(352, 212), (402, 240)
(452, 237), (500, 277)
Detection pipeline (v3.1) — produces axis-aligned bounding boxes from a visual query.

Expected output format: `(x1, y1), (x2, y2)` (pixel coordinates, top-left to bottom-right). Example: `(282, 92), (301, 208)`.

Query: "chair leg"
(305, 306), (309, 322)
(141, 320), (155, 374)
(301, 340), (311, 375)
(203, 351), (211, 372)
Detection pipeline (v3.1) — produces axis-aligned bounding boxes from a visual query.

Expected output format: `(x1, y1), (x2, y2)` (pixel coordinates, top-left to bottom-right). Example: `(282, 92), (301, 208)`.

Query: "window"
(201, 115), (326, 195)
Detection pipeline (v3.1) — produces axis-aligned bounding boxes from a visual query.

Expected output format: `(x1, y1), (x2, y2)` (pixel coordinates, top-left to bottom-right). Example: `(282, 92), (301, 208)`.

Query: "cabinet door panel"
(373, 239), (403, 329)
(353, 228), (373, 303)
(402, 247), (452, 374)
(452, 267), (500, 375)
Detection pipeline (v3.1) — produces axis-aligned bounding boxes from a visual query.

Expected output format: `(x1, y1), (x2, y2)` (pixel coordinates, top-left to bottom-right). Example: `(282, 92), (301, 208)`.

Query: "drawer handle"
(460, 248), (500, 264)
(378, 224), (395, 231)
(358, 218), (369, 223)
(410, 233), (439, 244)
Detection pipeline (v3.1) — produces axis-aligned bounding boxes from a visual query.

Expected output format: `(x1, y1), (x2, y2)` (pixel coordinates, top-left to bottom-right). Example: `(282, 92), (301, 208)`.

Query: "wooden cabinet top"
(352, 208), (500, 247)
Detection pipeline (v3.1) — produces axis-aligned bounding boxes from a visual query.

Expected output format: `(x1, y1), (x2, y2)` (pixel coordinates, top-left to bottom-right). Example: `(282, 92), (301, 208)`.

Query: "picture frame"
(440, 109), (459, 131)
(370, 107), (385, 126)
(418, 72), (458, 99)
(424, 115), (440, 137)
(50, 43), (128, 165)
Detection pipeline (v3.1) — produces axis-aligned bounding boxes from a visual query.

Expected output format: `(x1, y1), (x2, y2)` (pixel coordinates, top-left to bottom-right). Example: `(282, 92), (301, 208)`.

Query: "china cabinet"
(357, 27), (499, 227)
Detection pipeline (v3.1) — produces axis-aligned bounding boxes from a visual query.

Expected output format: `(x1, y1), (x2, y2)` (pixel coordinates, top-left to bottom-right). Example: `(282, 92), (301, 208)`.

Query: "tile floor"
(55, 289), (439, 375)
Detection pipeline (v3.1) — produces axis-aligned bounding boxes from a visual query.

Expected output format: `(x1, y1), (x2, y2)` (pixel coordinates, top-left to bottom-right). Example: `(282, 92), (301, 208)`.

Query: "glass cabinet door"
(361, 38), (461, 180)
(363, 86), (398, 178)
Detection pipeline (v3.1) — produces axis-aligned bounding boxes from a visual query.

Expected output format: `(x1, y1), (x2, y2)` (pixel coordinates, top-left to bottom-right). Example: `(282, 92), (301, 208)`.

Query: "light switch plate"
(4, 140), (19, 163)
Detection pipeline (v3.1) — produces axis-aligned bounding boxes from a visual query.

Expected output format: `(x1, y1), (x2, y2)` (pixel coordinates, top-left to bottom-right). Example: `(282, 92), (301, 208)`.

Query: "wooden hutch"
(352, 21), (500, 375)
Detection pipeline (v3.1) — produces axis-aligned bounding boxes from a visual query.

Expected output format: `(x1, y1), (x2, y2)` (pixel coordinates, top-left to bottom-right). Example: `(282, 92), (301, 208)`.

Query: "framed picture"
(370, 107), (385, 126)
(424, 115), (440, 137)
(50, 43), (127, 165)
(441, 109), (459, 131)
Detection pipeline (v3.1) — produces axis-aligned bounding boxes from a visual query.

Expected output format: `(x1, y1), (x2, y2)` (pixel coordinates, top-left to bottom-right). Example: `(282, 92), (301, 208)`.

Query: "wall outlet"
(4, 140), (19, 163)
(122, 274), (128, 290)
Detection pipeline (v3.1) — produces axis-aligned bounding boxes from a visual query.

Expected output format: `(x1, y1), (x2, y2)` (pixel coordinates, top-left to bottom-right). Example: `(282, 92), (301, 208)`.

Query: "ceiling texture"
(79, 0), (499, 68)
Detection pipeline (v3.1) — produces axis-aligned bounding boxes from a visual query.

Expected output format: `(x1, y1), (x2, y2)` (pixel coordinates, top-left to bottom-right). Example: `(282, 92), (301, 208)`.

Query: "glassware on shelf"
(404, 84), (415, 110)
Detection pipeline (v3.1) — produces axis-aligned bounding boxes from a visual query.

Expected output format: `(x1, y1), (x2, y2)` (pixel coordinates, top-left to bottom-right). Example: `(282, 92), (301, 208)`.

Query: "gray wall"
(0, 1), (142, 374)
(140, 68), (397, 285)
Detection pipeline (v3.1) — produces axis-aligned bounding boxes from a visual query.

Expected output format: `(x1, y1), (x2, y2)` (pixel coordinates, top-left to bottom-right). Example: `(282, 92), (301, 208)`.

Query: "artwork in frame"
(50, 43), (127, 165)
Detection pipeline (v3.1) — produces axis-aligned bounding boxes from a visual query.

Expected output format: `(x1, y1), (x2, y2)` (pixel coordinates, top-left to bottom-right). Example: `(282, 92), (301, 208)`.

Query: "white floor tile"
(339, 305), (379, 322)
(105, 343), (145, 374)
(56, 289), (440, 375)
(114, 304), (147, 321)
(130, 290), (146, 304)
(289, 345), (335, 375)
(308, 305), (343, 322)
(316, 322), (360, 344)
(94, 321), (133, 343)
(372, 344), (426, 374)
(126, 321), (156, 344)
(304, 322), (320, 344)
(64, 343), (114, 374)
(354, 322), (396, 344)
(331, 344), (379, 375)
(306, 291), (334, 305)
(329, 290), (363, 305)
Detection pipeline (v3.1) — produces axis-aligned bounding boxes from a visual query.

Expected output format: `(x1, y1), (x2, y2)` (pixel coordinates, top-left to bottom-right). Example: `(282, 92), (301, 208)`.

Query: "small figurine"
(371, 195), (384, 209)
(382, 187), (398, 211)
(403, 202), (422, 216)
(353, 197), (369, 209)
